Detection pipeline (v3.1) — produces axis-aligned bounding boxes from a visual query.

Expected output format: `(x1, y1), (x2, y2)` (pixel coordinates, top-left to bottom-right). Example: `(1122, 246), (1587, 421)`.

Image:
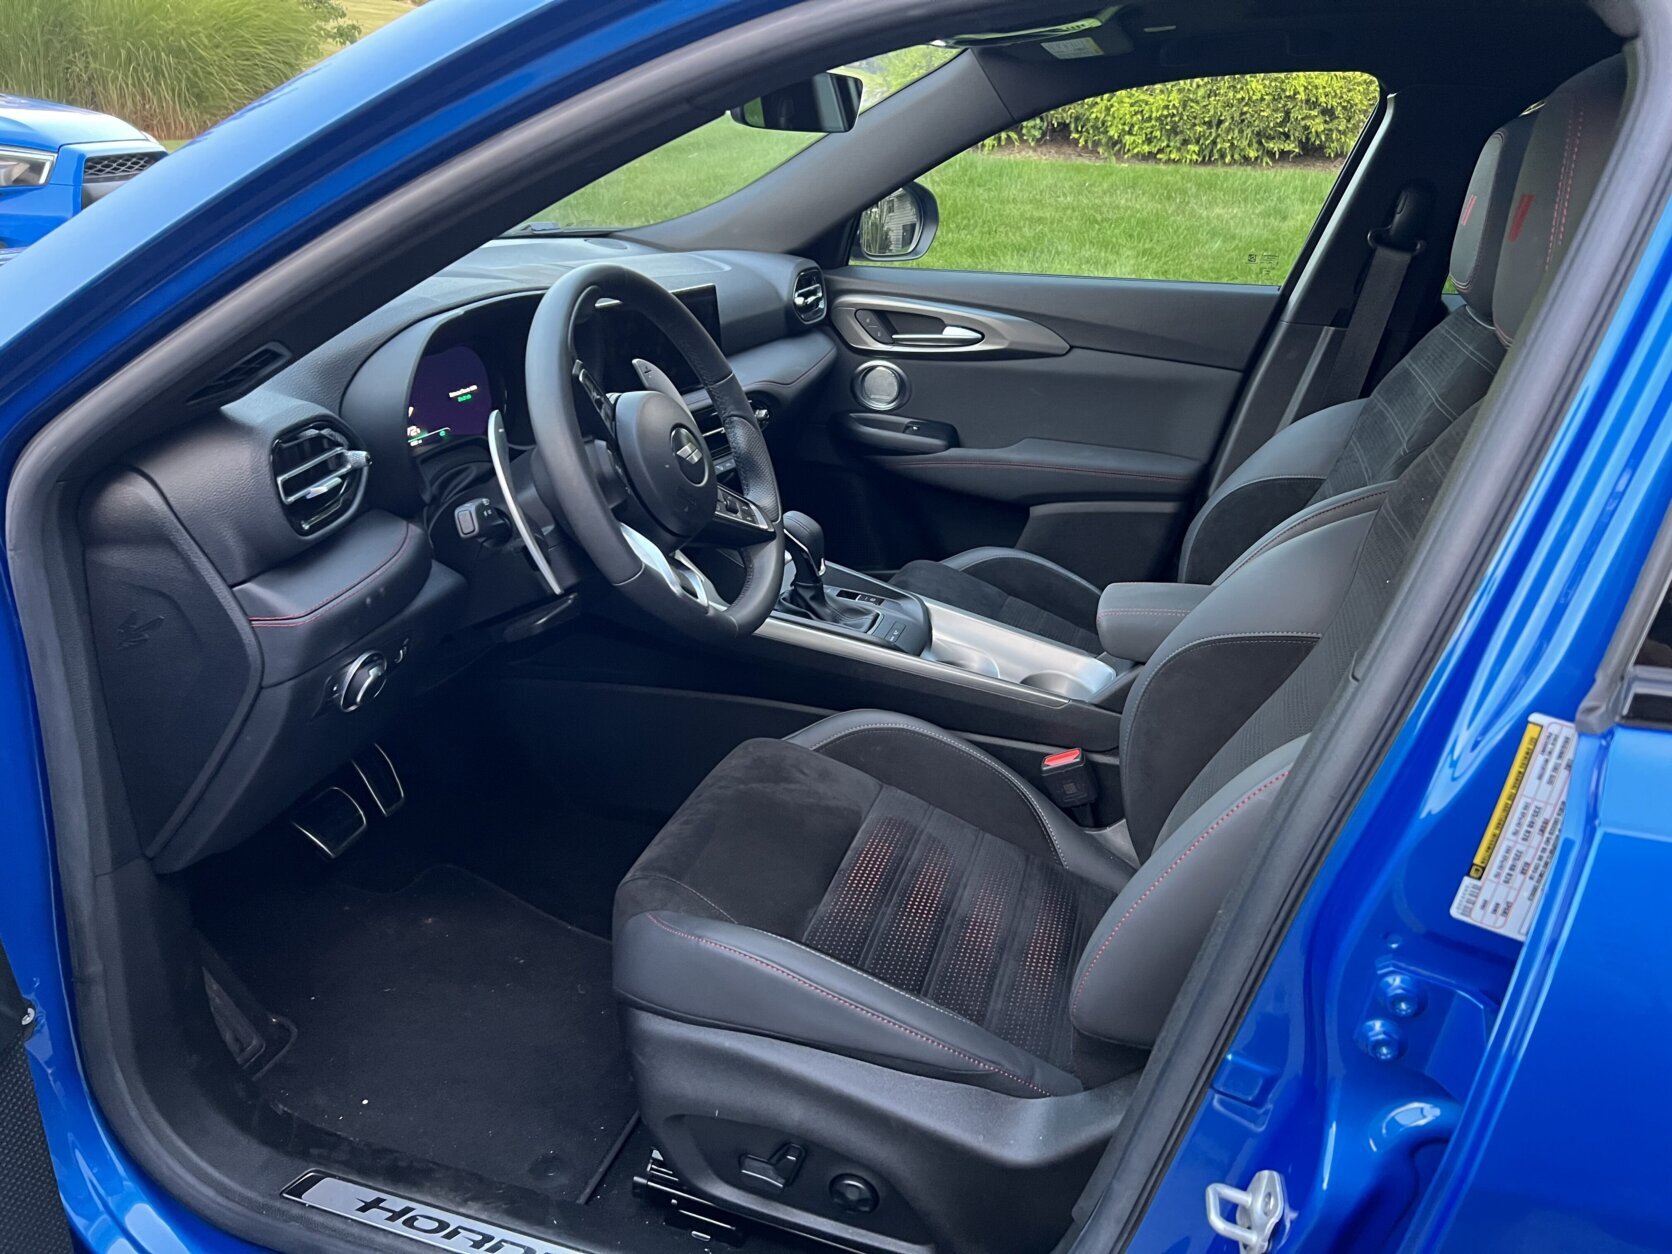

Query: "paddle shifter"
(781, 511), (878, 629)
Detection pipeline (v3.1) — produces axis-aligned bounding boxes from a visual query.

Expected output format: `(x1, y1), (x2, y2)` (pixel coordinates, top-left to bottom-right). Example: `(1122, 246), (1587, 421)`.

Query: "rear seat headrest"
(1493, 55), (1629, 347)
(1449, 112), (1535, 322)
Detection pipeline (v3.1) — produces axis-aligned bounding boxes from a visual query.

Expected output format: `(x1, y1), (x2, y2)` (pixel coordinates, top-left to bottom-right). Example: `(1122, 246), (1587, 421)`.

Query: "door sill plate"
(283, 1172), (583, 1253)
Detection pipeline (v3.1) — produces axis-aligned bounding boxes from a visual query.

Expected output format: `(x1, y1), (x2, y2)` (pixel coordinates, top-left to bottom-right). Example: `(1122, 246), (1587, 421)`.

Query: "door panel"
(830, 267), (1279, 370)
(790, 268), (1278, 581)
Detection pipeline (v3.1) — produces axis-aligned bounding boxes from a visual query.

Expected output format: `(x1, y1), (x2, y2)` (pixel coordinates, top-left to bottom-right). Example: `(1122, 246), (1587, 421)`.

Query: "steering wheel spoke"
(572, 361), (617, 438)
(619, 524), (719, 610)
(582, 436), (633, 516)
(694, 482), (777, 547)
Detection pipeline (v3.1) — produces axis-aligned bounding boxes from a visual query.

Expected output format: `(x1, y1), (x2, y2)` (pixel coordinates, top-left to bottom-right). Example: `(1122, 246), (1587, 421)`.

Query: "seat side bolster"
(1120, 509), (1377, 857)
(1070, 739), (1306, 1049)
(1213, 480), (1393, 585)
(1095, 582), (1212, 662)
(1179, 399), (1366, 584)
(616, 912), (1081, 1098)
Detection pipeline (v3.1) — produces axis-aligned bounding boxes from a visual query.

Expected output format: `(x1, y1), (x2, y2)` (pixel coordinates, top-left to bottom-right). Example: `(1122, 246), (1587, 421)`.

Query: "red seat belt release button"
(1040, 748), (1097, 810)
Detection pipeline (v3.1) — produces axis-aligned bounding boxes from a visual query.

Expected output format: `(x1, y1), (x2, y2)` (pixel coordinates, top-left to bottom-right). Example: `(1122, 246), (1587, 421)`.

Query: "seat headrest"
(1493, 55), (1629, 346)
(1449, 111), (1535, 320)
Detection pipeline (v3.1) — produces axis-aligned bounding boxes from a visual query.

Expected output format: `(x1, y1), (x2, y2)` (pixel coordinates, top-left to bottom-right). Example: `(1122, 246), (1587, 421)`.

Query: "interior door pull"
(831, 293), (1069, 358)
(889, 326), (983, 346)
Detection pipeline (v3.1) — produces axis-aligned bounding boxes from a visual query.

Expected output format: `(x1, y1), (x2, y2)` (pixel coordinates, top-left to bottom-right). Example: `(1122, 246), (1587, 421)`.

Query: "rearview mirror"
(730, 72), (863, 134)
(854, 183), (940, 262)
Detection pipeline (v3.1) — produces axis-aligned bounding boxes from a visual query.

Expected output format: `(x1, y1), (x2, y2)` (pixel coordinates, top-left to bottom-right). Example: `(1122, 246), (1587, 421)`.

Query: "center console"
(759, 512), (1134, 717)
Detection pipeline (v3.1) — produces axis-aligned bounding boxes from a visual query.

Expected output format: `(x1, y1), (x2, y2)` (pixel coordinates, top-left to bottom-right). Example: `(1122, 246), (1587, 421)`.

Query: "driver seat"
(613, 413), (1462, 1245)
(611, 55), (1623, 1253)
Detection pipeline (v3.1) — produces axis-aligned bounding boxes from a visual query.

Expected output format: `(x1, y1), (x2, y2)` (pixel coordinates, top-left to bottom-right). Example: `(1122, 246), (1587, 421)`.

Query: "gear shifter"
(782, 511), (877, 630)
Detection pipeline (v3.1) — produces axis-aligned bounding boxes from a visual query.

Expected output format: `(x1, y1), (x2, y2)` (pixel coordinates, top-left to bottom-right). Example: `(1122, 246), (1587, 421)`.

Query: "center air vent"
(792, 267), (827, 325)
(271, 423), (369, 535)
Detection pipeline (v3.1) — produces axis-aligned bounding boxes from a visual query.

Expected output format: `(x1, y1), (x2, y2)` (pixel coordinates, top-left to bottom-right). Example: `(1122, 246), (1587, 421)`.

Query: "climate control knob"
(338, 651), (389, 712)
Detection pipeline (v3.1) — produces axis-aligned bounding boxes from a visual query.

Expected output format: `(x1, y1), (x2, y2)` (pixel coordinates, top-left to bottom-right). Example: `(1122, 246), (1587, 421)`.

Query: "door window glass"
(878, 72), (1379, 285)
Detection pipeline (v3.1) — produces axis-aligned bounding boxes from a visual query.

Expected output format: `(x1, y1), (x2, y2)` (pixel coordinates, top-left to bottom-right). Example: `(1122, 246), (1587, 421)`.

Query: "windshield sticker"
(1042, 37), (1104, 59)
(1450, 714), (1576, 942)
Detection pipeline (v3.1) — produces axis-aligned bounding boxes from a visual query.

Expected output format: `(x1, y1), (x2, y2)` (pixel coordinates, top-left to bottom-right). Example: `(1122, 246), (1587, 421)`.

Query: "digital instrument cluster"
(406, 344), (495, 453)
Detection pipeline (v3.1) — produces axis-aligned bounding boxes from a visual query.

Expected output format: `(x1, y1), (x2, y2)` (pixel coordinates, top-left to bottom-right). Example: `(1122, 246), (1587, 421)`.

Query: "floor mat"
(206, 865), (633, 1200)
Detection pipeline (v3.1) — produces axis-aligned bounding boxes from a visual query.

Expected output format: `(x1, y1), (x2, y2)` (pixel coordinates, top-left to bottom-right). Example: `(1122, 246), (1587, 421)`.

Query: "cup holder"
(1019, 670), (1093, 700)
(926, 638), (1001, 678)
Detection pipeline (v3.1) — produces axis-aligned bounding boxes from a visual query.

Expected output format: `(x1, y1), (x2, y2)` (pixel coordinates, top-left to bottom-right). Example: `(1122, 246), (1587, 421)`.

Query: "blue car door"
(1404, 662), (1672, 1250)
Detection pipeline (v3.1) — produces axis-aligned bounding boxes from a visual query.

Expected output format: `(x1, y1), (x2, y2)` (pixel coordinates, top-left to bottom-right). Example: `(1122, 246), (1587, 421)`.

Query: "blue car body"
(0, 3), (1666, 1251)
(0, 95), (166, 250)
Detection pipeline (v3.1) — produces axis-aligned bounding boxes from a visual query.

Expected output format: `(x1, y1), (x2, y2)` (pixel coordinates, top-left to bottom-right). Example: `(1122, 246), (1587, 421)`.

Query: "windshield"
(522, 46), (957, 231)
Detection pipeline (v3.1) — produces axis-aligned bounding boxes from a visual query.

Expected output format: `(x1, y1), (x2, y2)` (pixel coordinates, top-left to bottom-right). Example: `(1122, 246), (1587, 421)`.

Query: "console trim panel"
(755, 613), (1071, 709)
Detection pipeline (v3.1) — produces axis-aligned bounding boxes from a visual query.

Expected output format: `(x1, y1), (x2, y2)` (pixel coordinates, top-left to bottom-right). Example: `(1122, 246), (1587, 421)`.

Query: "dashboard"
(81, 238), (837, 871)
(402, 282), (729, 463)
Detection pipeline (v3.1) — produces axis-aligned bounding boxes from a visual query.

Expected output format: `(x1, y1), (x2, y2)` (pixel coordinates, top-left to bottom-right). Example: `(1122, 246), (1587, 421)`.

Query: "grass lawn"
(533, 121), (818, 229)
(535, 122), (1338, 286)
(916, 151), (1338, 285)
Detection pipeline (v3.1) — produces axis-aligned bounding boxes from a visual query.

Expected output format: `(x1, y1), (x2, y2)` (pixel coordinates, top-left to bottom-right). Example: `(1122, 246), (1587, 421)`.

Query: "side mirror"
(730, 72), (863, 134)
(854, 182), (940, 262)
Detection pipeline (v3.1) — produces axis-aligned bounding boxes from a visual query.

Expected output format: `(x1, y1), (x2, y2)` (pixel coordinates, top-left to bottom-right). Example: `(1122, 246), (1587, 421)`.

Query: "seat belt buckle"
(1041, 748), (1097, 817)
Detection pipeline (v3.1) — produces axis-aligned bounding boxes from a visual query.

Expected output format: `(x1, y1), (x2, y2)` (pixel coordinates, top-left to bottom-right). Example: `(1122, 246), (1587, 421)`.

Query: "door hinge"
(1205, 1169), (1286, 1253)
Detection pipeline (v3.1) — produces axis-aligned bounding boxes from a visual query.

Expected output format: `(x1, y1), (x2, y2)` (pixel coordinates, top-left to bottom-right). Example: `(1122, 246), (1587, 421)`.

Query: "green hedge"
(996, 72), (1380, 165)
(0, 0), (357, 138)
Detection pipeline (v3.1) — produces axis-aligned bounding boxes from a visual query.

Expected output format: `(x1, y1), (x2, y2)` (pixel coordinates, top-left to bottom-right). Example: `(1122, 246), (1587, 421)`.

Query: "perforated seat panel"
(802, 788), (1113, 1072)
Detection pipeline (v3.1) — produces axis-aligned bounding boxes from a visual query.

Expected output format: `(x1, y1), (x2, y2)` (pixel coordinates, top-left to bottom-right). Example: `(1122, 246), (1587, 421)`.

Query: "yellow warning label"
(1451, 715), (1576, 941)
(1468, 719), (1543, 881)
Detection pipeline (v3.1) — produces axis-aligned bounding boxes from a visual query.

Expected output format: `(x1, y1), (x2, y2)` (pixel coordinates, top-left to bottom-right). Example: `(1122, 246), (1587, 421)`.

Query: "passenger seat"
(889, 110), (1536, 652)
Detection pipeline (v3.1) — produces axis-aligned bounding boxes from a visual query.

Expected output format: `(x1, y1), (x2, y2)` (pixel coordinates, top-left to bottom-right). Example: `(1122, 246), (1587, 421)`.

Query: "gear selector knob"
(779, 510), (876, 630)
(782, 510), (825, 580)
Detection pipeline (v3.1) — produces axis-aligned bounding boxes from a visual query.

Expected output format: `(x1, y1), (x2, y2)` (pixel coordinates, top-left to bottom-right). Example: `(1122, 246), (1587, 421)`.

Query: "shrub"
(0, 0), (358, 138)
(994, 72), (1380, 165)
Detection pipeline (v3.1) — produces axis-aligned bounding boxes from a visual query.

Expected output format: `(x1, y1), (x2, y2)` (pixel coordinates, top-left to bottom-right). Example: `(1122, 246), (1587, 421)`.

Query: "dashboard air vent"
(271, 423), (369, 535)
(792, 267), (827, 325)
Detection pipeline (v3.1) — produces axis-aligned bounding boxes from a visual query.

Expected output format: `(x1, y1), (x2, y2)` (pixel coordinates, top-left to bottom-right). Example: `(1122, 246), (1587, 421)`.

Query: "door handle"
(831, 293), (1069, 358)
(888, 326), (984, 347)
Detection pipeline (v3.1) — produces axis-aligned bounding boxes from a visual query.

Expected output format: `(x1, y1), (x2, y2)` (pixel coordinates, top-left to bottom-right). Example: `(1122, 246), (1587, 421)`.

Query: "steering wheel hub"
(613, 390), (718, 539)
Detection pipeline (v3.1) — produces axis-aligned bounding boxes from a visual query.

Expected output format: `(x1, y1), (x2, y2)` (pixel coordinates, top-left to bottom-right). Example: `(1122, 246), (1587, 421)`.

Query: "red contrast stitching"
(248, 526), (413, 627)
(1070, 769), (1291, 1018)
(645, 913), (1052, 1096)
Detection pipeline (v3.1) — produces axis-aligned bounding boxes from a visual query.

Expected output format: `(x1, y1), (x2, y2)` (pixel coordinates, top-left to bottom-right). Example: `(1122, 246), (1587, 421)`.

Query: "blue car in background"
(0, 94), (165, 254)
(0, 2), (1669, 1253)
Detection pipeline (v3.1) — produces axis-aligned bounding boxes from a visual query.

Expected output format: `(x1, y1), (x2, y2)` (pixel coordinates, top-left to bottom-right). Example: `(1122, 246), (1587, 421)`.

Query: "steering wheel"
(518, 262), (784, 641)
